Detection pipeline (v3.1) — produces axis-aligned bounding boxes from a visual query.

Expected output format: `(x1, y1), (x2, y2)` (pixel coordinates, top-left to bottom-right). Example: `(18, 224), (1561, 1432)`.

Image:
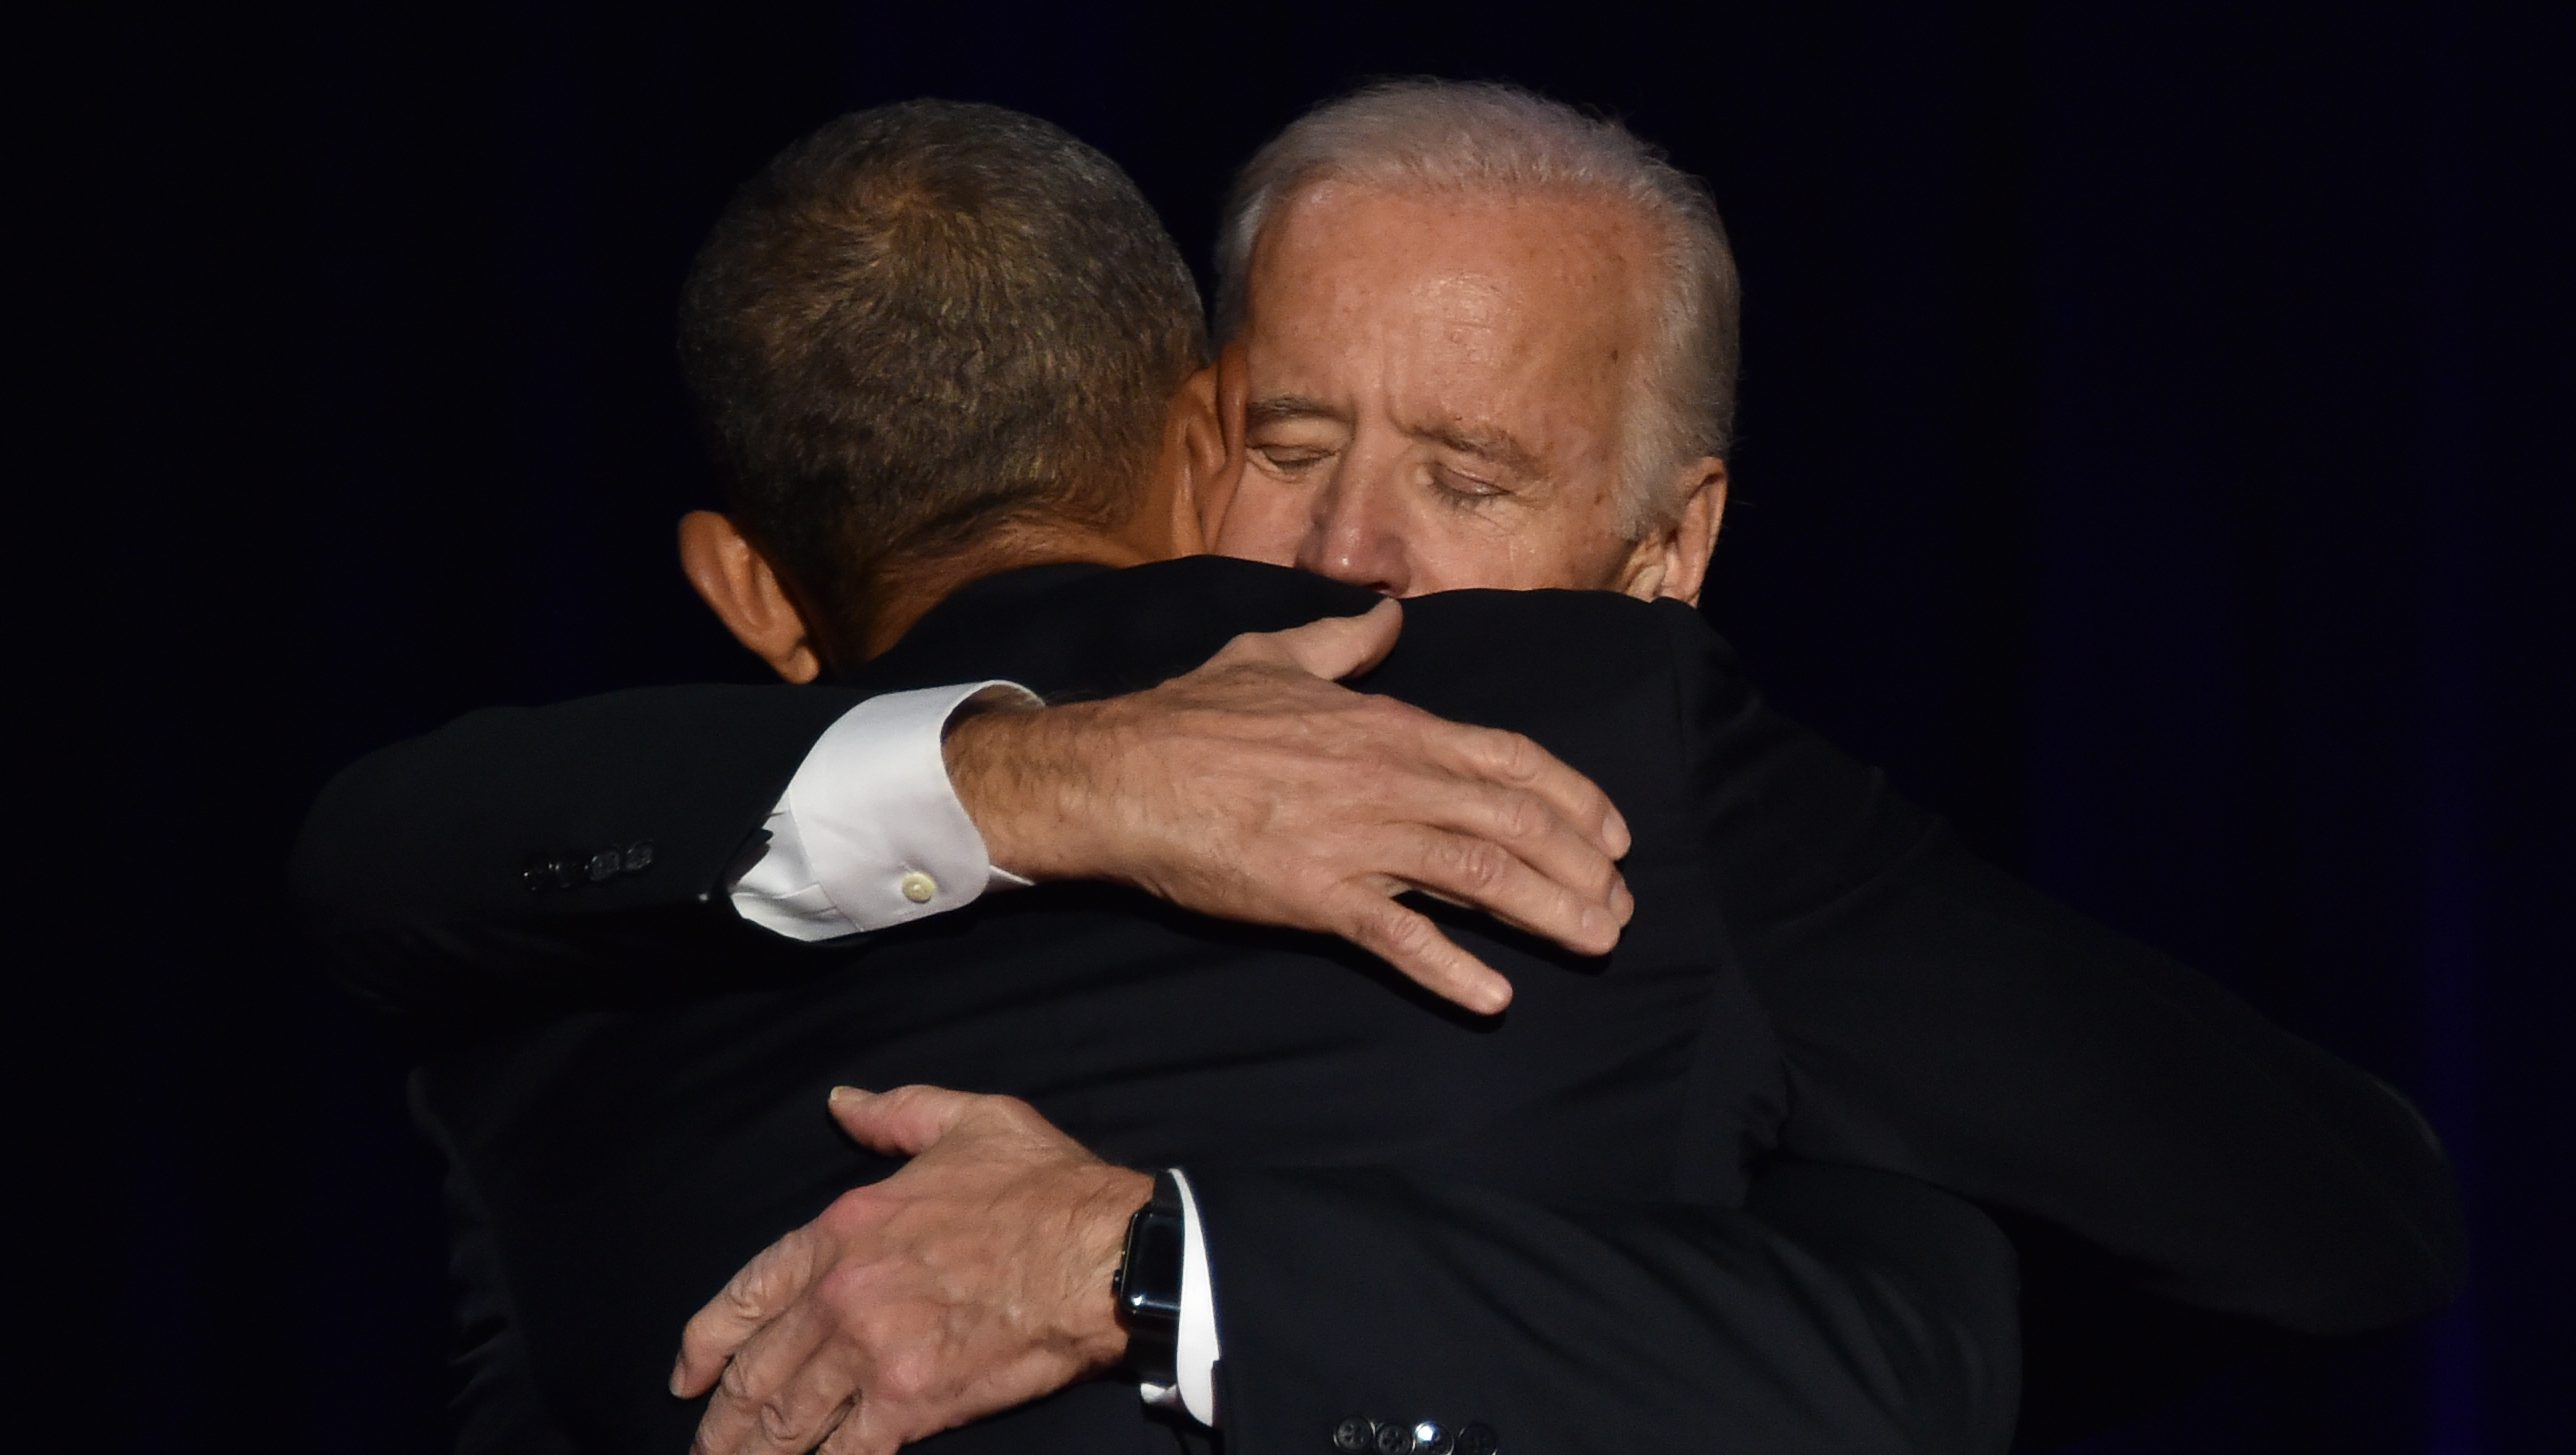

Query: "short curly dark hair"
(678, 100), (1206, 659)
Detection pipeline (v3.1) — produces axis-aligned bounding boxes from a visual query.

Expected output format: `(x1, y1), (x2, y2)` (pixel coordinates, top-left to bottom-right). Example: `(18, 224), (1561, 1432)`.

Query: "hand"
(672, 1086), (1150, 1455)
(944, 598), (1633, 1014)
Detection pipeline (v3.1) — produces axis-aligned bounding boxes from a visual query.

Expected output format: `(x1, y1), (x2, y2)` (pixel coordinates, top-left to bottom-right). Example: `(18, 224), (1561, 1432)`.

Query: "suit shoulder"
(1352, 592), (1752, 778)
(1101, 555), (1384, 627)
(872, 559), (1388, 695)
(1398, 589), (1744, 687)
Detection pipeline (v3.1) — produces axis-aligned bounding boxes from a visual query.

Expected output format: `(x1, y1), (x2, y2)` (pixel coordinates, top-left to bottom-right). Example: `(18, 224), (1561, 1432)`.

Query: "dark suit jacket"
(295, 557), (2461, 1453)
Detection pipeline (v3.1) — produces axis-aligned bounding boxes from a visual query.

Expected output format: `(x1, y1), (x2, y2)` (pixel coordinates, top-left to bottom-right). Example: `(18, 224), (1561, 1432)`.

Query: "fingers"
(1430, 720), (1631, 860)
(808, 1397), (868, 1455)
(688, 1299), (839, 1455)
(1330, 713), (1630, 954)
(827, 1084), (972, 1156)
(1384, 823), (1625, 960)
(1331, 892), (1514, 1014)
(675, 1228), (826, 1397)
(1444, 776), (1630, 922)
(1084, 598), (1645, 985)
(1230, 598), (1403, 681)
(816, 1399), (896, 1455)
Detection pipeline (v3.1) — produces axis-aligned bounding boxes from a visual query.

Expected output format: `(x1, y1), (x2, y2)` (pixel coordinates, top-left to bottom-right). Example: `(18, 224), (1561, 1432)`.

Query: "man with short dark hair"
(675, 104), (1206, 666)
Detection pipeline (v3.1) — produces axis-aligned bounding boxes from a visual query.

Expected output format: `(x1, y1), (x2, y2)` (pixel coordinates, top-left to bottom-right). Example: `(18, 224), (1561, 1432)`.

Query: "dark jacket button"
(522, 853), (555, 893)
(1454, 1424), (1499, 1455)
(1374, 1421), (1416, 1455)
(1331, 1418), (1377, 1452)
(1411, 1421), (1454, 1455)
(623, 840), (655, 873)
(586, 848), (621, 883)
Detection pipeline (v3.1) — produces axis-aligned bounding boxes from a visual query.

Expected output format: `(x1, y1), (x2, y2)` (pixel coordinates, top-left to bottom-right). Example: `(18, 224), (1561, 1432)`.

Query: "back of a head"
(679, 100), (1205, 653)
(1215, 81), (1739, 532)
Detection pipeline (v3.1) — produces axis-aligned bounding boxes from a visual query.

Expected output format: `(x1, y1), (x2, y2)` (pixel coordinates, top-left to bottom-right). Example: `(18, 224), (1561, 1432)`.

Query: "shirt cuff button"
(899, 871), (939, 904)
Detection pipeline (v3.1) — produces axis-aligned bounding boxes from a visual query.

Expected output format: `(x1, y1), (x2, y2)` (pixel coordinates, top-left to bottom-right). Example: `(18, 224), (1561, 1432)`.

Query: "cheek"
(1558, 523), (1642, 592)
(1401, 516), (1550, 593)
(1540, 486), (1646, 590)
(1412, 507), (1628, 593)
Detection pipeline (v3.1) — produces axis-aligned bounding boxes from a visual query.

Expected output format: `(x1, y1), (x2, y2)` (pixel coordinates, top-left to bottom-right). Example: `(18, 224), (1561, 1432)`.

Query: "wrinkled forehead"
(1251, 180), (1655, 321)
(1241, 182), (1657, 404)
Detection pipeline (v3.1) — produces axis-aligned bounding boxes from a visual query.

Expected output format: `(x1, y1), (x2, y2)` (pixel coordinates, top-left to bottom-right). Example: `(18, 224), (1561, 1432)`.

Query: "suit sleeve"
(1187, 1162), (2020, 1455)
(1651, 605), (2465, 1338)
(289, 684), (864, 1019)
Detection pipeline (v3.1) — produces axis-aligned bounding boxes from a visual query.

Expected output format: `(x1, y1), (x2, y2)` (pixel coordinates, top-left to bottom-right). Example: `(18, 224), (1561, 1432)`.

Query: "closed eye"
(1251, 443), (1334, 477)
(1431, 467), (1506, 506)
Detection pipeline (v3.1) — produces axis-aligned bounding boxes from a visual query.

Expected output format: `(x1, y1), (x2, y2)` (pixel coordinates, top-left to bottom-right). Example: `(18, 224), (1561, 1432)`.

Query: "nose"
(1295, 469), (1411, 596)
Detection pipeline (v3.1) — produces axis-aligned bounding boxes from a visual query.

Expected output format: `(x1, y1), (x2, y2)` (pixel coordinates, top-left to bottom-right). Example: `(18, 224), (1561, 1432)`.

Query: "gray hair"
(1213, 80), (1740, 535)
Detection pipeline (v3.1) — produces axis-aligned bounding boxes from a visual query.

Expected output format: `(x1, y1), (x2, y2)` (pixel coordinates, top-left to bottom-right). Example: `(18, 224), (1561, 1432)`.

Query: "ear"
(1192, 343), (1254, 544)
(1615, 458), (1728, 606)
(1159, 365), (1226, 556)
(676, 511), (823, 683)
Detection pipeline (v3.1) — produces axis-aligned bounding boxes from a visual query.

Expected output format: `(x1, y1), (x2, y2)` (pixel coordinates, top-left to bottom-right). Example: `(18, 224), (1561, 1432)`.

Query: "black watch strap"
(1113, 1169), (1186, 1387)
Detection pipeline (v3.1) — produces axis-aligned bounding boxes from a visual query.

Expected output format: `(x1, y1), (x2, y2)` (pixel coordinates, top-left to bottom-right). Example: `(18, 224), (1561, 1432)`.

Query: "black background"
(101, 2), (2569, 1450)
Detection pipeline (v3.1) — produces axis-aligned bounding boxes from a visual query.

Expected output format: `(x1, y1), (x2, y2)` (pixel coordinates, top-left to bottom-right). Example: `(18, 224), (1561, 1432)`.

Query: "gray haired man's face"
(1205, 182), (1717, 605)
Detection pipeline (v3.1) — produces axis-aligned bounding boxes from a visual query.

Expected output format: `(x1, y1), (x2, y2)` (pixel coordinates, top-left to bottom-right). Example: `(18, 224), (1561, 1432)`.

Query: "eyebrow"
(1245, 394), (1547, 479)
(1244, 394), (1341, 429)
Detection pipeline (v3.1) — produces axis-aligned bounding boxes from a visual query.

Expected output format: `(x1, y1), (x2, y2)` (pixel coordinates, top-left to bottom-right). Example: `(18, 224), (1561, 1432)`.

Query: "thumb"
(1265, 597), (1403, 681)
(827, 1084), (971, 1157)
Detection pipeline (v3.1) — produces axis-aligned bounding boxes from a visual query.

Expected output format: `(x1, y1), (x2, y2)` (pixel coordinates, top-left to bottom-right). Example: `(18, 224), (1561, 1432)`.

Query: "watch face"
(1116, 1188), (1186, 1387)
(1119, 1208), (1186, 1321)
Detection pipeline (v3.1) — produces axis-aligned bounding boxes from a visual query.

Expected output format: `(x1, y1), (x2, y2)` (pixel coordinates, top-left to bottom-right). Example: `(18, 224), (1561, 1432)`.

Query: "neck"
(857, 520), (1162, 660)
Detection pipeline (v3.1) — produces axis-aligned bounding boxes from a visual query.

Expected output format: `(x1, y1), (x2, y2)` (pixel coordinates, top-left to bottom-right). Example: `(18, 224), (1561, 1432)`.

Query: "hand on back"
(944, 598), (1634, 1014)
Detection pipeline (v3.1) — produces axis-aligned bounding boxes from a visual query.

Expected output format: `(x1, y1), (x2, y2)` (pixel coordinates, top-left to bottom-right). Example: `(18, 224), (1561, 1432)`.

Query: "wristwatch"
(1112, 1169), (1186, 1387)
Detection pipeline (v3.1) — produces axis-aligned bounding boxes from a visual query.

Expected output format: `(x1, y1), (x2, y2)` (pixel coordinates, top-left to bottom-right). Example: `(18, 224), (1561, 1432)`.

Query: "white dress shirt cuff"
(1139, 1168), (1222, 1426)
(728, 682), (1038, 939)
